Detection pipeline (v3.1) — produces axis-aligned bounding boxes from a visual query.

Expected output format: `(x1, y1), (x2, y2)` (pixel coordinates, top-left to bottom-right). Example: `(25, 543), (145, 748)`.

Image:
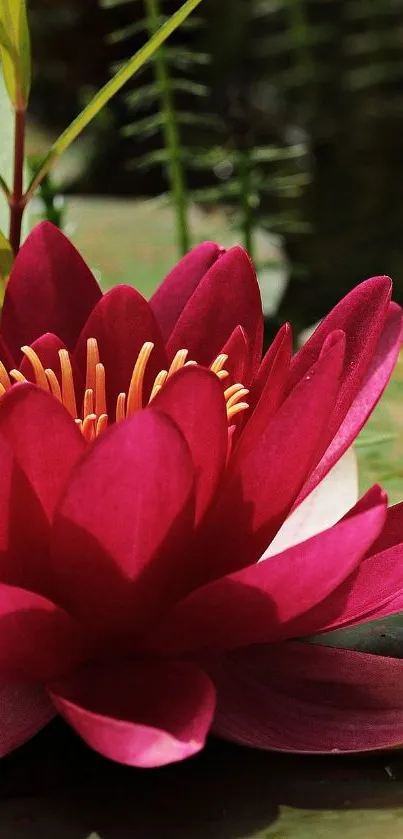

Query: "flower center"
(0, 340), (249, 441)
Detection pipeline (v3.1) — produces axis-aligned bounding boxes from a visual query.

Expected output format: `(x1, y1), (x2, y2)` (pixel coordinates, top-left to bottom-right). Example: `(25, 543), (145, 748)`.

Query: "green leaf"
(0, 228), (12, 303)
(25, 0), (205, 201)
(306, 613), (403, 659)
(0, 0), (31, 108)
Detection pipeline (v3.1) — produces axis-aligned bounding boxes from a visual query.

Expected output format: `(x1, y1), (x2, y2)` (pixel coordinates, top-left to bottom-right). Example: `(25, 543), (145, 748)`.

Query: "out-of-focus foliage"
(29, 0), (403, 328)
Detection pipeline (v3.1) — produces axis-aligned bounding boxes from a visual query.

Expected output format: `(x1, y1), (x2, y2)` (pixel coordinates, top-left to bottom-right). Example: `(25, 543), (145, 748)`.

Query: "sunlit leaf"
(0, 0), (31, 108)
(0, 227), (12, 303)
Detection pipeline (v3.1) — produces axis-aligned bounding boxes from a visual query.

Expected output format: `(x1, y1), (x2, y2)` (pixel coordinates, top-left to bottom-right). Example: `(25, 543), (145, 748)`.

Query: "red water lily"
(0, 222), (402, 766)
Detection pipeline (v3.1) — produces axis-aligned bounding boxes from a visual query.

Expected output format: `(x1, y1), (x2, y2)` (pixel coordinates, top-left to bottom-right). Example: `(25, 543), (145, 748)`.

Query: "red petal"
(153, 367), (228, 523)
(167, 247), (263, 375)
(48, 659), (216, 767)
(298, 302), (403, 502)
(50, 410), (195, 636)
(200, 331), (345, 578)
(366, 499), (403, 555)
(0, 583), (86, 681)
(248, 323), (292, 413)
(150, 242), (223, 342)
(0, 682), (54, 757)
(1, 223), (102, 358)
(146, 486), (386, 654)
(0, 384), (85, 521)
(210, 641), (403, 753)
(74, 285), (167, 416)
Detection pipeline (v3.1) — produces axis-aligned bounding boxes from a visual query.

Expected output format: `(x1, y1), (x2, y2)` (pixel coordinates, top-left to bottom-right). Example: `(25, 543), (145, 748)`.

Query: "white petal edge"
(261, 446), (359, 558)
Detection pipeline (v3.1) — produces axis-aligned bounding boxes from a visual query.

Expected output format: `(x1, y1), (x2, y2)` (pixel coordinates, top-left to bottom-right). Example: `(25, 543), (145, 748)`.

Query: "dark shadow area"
(2, 720), (403, 838)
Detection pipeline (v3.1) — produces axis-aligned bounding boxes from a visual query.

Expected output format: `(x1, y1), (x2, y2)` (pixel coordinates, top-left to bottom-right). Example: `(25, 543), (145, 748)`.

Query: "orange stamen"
(0, 361), (11, 390)
(226, 388), (249, 411)
(83, 388), (94, 419)
(149, 369), (168, 402)
(86, 338), (100, 394)
(227, 402), (249, 421)
(82, 413), (97, 442)
(21, 346), (49, 391)
(95, 363), (106, 417)
(210, 353), (228, 374)
(116, 392), (126, 422)
(127, 341), (154, 416)
(45, 369), (62, 402)
(9, 369), (26, 384)
(96, 414), (108, 435)
(58, 350), (78, 419)
(167, 349), (188, 378)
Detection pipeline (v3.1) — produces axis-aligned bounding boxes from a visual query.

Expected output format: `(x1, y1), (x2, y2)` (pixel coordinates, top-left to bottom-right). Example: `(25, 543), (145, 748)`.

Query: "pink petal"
(146, 486), (386, 655)
(1, 223), (102, 359)
(0, 682), (54, 757)
(235, 323), (292, 460)
(153, 367), (228, 523)
(74, 285), (167, 416)
(0, 384), (85, 521)
(248, 323), (292, 413)
(150, 242), (224, 342)
(303, 541), (403, 634)
(48, 659), (216, 768)
(366, 499), (403, 555)
(167, 247), (263, 376)
(50, 410), (195, 636)
(210, 641), (403, 753)
(219, 326), (250, 387)
(0, 583), (86, 681)
(299, 302), (403, 501)
(200, 330), (346, 578)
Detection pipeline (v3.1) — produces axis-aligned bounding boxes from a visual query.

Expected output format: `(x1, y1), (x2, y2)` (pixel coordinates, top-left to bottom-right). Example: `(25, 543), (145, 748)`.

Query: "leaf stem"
(145, 0), (190, 255)
(9, 106), (25, 255)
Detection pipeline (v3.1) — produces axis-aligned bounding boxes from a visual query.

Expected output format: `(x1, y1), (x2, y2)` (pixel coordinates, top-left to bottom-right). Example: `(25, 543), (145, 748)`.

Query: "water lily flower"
(0, 222), (401, 766)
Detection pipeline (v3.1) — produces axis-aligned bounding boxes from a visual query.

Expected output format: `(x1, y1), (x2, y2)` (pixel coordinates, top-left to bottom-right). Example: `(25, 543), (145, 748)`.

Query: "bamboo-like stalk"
(144, 0), (190, 255)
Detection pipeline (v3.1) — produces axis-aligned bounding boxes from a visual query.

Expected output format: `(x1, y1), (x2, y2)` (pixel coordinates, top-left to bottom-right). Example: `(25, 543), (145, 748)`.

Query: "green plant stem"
(239, 147), (254, 259)
(9, 106), (25, 254)
(0, 174), (10, 201)
(145, 0), (190, 255)
(23, 0), (204, 207)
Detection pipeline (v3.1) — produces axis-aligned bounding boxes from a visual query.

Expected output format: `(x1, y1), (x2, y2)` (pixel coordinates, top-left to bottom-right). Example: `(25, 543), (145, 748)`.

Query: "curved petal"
(219, 326), (250, 387)
(153, 367), (228, 523)
(0, 682), (54, 757)
(210, 641), (403, 753)
(146, 486), (386, 655)
(50, 410), (195, 635)
(1, 223), (102, 358)
(150, 242), (224, 342)
(167, 247), (263, 376)
(366, 499), (403, 556)
(0, 384), (86, 521)
(199, 330), (345, 579)
(0, 583), (86, 681)
(263, 447), (359, 557)
(48, 659), (216, 768)
(236, 323), (292, 459)
(299, 302), (403, 501)
(74, 285), (167, 417)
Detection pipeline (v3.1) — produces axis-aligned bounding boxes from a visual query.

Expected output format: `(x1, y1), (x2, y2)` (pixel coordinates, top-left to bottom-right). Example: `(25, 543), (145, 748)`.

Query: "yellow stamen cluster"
(0, 340), (249, 441)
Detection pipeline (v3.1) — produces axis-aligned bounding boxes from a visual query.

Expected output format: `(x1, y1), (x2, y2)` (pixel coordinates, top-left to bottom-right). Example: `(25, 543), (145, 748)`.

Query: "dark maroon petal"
(167, 247), (263, 375)
(19, 333), (66, 382)
(150, 242), (224, 342)
(48, 659), (216, 768)
(199, 331), (345, 579)
(50, 410), (195, 636)
(153, 367), (228, 523)
(0, 683), (54, 757)
(298, 302), (403, 502)
(1, 223), (102, 358)
(0, 384), (85, 521)
(74, 285), (167, 417)
(0, 583), (86, 681)
(210, 642), (403, 753)
(146, 486), (386, 655)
